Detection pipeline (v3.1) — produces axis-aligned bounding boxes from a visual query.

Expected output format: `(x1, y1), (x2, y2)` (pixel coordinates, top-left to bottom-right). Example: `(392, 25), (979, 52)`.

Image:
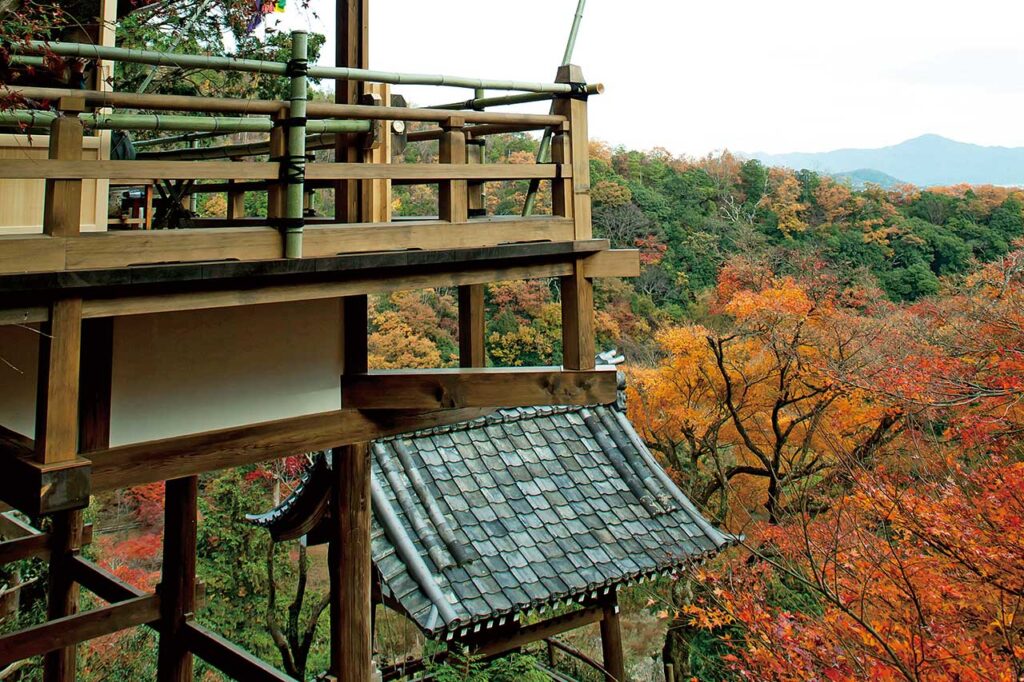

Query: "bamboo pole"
(430, 83), (603, 111)
(523, 0), (588, 216)
(132, 131), (237, 148)
(3, 85), (566, 126)
(0, 110), (369, 135)
(283, 32), (308, 259)
(17, 40), (579, 93)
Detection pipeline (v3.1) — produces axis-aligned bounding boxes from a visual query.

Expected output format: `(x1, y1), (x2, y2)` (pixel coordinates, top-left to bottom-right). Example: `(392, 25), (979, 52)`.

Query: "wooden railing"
(0, 42), (596, 274)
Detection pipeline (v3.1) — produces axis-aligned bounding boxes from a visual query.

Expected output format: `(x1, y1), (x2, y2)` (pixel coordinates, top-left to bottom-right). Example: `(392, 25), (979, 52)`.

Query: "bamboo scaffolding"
(16, 41), (581, 94)
(0, 110), (370, 134)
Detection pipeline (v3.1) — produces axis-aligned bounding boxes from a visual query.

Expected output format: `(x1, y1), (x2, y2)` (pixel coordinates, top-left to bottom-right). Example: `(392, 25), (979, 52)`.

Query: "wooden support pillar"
(335, 0), (369, 223)
(156, 476), (198, 682)
(600, 595), (625, 682)
(561, 259), (595, 371)
(227, 180), (245, 220)
(268, 109), (288, 225)
(360, 85), (392, 224)
(38, 107), (86, 681)
(553, 65), (591, 239)
(328, 443), (371, 682)
(459, 137), (486, 368)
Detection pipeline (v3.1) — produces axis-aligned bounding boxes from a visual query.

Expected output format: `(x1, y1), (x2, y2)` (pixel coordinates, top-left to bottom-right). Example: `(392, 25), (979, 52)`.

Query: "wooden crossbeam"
(0, 525), (93, 565)
(476, 606), (605, 657)
(0, 221), (608, 276)
(87, 407), (491, 491)
(340, 366), (617, 410)
(70, 556), (145, 603)
(185, 622), (297, 682)
(0, 160), (567, 182)
(0, 453), (91, 516)
(0, 595), (160, 667)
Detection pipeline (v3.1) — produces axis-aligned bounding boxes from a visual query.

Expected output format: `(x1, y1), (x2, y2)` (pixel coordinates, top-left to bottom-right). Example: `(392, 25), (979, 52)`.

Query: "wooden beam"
(44, 508), (83, 682)
(2, 160), (281, 181)
(340, 366), (616, 410)
(599, 598), (626, 682)
(475, 606), (604, 657)
(75, 252), (636, 321)
(185, 621), (297, 682)
(157, 476), (198, 682)
(0, 595), (160, 669)
(554, 66), (592, 240)
(70, 555), (146, 603)
(0, 525), (92, 565)
(79, 317), (113, 452)
(329, 442), (371, 682)
(87, 407), (491, 492)
(439, 117), (468, 225)
(342, 295), (368, 375)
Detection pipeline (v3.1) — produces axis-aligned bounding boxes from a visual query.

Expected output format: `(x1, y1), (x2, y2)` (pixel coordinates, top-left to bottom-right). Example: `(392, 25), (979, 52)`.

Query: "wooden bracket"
(0, 455), (91, 516)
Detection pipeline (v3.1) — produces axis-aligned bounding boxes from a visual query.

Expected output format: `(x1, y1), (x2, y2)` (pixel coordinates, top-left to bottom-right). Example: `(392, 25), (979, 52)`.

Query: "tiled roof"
(249, 384), (734, 638)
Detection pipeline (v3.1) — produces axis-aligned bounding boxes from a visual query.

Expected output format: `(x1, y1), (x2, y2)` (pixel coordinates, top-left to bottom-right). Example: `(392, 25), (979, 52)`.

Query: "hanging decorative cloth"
(247, 0), (285, 31)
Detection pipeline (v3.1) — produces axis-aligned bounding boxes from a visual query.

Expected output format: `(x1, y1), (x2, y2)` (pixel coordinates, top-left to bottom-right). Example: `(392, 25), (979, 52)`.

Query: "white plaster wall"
(0, 324), (39, 439)
(109, 300), (342, 446)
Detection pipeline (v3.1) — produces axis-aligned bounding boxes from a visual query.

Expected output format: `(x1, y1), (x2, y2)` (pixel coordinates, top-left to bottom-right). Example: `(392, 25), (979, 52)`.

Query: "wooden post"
(335, 0), (368, 223)
(459, 137), (486, 367)
(439, 116), (467, 225)
(227, 180), (245, 219)
(328, 443), (371, 682)
(600, 596), (625, 682)
(554, 65), (595, 372)
(360, 84), (392, 224)
(553, 65), (591, 239)
(37, 303), (85, 682)
(268, 109), (288, 227)
(156, 476), (198, 682)
(43, 98), (85, 237)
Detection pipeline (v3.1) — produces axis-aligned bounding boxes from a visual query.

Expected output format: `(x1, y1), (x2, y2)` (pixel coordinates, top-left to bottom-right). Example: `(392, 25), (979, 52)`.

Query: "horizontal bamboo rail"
(17, 40), (585, 94)
(3, 86), (567, 126)
(131, 131), (230, 148)
(0, 111), (370, 134)
(430, 84), (603, 111)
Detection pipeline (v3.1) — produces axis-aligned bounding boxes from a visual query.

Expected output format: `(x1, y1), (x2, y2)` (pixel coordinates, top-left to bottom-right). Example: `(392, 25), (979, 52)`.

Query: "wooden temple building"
(0, 1), (730, 679)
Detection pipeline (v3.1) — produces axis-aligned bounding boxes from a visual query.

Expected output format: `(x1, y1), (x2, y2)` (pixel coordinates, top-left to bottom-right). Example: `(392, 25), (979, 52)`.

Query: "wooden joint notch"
(0, 454), (91, 516)
(340, 366), (618, 410)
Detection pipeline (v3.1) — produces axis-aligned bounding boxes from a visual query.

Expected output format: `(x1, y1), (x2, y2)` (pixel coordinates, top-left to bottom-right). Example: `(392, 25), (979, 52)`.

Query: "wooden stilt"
(156, 476), (198, 682)
(599, 596), (625, 682)
(328, 443), (371, 682)
(459, 138), (486, 368)
(335, 0), (369, 223)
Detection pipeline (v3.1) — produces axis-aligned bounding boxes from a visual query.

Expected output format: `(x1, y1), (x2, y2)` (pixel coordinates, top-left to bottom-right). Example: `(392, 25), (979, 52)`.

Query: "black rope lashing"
(281, 154), (306, 186)
(285, 57), (308, 78)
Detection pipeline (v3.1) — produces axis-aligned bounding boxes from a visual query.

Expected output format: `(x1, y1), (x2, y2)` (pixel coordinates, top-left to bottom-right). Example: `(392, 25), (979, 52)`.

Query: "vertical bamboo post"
(600, 595), (626, 682)
(39, 98), (86, 682)
(328, 443), (371, 682)
(157, 476), (198, 682)
(554, 65), (595, 371)
(283, 31), (309, 258)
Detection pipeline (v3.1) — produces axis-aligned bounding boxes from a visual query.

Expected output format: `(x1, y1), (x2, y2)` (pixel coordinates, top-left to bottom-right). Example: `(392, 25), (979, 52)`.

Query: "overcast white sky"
(273, 0), (1024, 157)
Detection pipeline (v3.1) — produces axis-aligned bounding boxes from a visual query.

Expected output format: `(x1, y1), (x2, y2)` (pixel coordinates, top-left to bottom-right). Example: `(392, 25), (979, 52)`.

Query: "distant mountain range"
(749, 134), (1024, 187)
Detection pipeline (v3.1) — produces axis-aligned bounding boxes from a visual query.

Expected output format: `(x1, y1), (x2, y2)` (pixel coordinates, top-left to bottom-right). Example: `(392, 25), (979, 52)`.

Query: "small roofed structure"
(251, 378), (733, 679)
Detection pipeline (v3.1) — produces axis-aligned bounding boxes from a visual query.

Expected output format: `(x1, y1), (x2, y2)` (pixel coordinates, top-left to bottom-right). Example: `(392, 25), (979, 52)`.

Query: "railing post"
(439, 116), (467, 224)
(268, 109), (288, 228)
(43, 97), (85, 237)
(553, 64), (591, 239)
(283, 31), (309, 258)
